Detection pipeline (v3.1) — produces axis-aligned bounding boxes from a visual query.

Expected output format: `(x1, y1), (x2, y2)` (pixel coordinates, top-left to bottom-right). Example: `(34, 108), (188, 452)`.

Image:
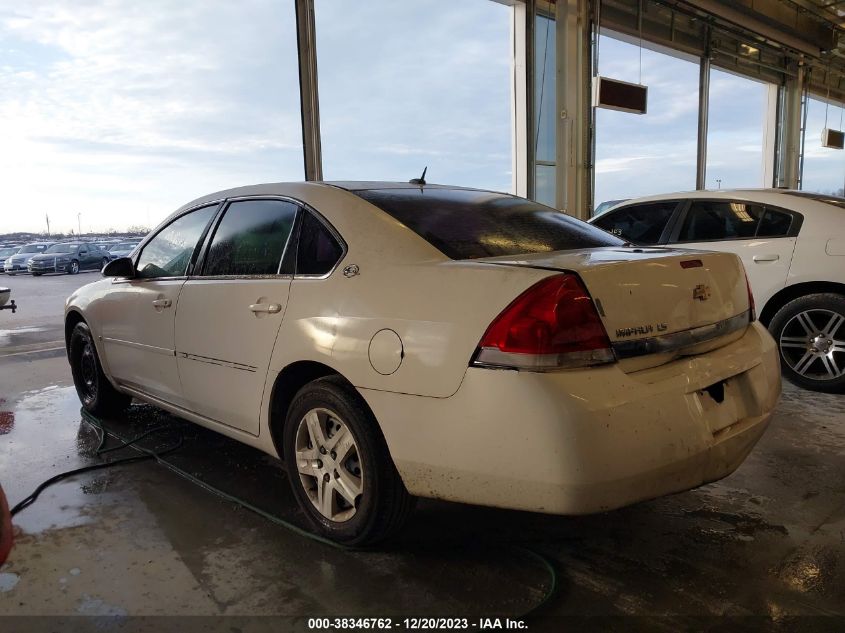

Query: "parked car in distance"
(4, 241), (55, 274)
(65, 182), (780, 544)
(589, 189), (845, 392)
(29, 242), (111, 276)
(107, 241), (140, 260)
(0, 246), (20, 261)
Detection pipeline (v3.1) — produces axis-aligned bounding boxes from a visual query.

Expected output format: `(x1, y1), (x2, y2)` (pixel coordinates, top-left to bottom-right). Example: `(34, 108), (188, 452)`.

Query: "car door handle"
(151, 298), (172, 308)
(752, 254), (780, 262)
(249, 303), (282, 314)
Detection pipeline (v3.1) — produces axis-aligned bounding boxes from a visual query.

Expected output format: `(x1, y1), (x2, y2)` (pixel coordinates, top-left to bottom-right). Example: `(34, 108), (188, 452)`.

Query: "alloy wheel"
(70, 261), (79, 274)
(779, 309), (845, 382)
(294, 407), (363, 522)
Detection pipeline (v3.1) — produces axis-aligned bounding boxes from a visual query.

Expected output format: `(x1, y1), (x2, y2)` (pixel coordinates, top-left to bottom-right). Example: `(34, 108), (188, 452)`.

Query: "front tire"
(69, 322), (131, 416)
(32, 273), (42, 276)
(768, 293), (845, 393)
(283, 376), (413, 545)
(68, 260), (79, 275)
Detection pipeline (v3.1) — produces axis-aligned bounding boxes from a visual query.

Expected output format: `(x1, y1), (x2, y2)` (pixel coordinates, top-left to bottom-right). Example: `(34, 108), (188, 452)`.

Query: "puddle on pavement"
(0, 386), (99, 534)
(0, 386), (555, 616)
(0, 326), (46, 346)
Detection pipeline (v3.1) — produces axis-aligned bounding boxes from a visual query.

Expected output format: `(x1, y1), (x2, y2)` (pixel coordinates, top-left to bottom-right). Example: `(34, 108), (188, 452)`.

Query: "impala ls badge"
(693, 284), (711, 301)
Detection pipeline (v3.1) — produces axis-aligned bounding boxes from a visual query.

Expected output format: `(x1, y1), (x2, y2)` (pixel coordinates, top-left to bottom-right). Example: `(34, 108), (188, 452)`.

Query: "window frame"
(189, 195), (347, 281)
(194, 196), (302, 279)
(291, 206), (348, 280)
(128, 201), (222, 283)
(591, 200), (684, 246)
(668, 198), (805, 244)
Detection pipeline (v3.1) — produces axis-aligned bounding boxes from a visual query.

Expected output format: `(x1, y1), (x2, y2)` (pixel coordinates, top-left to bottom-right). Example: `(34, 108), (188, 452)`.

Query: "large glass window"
(136, 206), (216, 279)
(203, 200), (298, 276)
(593, 35), (699, 213)
(0, 2), (302, 235)
(534, 13), (557, 207)
(315, 0), (512, 193)
(706, 69), (769, 189)
(801, 97), (845, 195)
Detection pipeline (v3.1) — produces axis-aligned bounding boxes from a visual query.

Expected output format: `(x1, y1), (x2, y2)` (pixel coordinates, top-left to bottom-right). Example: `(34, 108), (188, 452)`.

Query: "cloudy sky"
(0, 1), (842, 234)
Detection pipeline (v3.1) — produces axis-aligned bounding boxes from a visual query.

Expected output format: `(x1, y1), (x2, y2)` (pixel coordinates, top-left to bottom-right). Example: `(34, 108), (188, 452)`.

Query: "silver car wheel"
(779, 308), (845, 381)
(294, 407), (363, 523)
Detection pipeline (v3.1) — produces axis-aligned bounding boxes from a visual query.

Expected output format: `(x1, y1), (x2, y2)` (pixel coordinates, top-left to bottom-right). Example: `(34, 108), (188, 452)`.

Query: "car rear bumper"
(360, 321), (780, 514)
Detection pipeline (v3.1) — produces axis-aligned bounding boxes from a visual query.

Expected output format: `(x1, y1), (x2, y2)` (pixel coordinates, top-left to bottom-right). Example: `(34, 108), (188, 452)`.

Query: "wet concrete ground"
(0, 289), (844, 630)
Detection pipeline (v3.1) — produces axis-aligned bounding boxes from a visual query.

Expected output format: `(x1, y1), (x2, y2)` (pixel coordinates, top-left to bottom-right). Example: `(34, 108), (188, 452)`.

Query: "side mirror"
(102, 257), (135, 278)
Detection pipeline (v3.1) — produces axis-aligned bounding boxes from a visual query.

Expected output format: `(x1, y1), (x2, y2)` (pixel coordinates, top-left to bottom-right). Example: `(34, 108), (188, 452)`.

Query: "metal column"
(295, 0), (323, 181)
(695, 47), (710, 190)
(555, 0), (592, 218)
(777, 60), (805, 189)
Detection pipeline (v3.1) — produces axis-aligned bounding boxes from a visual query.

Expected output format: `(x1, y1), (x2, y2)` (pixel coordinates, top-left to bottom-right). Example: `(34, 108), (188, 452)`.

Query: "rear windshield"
(352, 188), (624, 260)
(781, 191), (845, 209)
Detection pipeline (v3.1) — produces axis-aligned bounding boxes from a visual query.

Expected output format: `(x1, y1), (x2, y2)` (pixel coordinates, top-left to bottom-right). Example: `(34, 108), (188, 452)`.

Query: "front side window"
(296, 212), (344, 276)
(591, 202), (677, 245)
(678, 201), (765, 242)
(136, 205), (217, 279)
(203, 199), (298, 276)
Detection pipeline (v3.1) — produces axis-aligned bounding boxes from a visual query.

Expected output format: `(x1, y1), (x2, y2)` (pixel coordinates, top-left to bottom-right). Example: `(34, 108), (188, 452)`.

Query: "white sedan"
(65, 182), (780, 544)
(591, 189), (845, 393)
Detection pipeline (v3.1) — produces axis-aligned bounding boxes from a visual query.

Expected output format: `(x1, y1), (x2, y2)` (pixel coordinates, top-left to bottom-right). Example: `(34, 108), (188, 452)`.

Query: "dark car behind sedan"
(107, 241), (140, 260)
(28, 242), (111, 276)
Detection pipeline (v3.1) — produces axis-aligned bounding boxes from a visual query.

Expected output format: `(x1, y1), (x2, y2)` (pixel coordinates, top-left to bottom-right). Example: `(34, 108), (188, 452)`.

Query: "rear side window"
(757, 208), (793, 237)
(296, 212), (344, 276)
(203, 199), (298, 276)
(353, 188), (623, 259)
(136, 205), (217, 279)
(678, 201), (765, 241)
(591, 202), (677, 245)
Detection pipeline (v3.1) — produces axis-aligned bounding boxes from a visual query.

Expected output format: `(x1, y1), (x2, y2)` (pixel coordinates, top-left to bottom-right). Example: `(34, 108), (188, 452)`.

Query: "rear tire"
(282, 376), (413, 545)
(68, 260), (79, 275)
(69, 322), (131, 417)
(768, 293), (845, 393)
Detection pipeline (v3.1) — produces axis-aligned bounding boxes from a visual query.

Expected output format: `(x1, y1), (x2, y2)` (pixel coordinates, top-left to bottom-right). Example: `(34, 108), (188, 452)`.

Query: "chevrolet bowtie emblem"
(693, 284), (711, 301)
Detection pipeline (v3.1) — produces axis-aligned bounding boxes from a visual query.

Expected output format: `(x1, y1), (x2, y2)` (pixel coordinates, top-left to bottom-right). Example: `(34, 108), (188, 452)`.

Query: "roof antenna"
(409, 166), (427, 186)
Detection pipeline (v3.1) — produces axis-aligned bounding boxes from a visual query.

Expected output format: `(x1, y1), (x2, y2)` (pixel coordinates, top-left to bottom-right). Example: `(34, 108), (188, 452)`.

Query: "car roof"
(605, 188), (845, 205)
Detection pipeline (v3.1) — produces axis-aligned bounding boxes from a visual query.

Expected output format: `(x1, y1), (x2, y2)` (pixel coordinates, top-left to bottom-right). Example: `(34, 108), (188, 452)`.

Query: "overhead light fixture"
(740, 43), (759, 56)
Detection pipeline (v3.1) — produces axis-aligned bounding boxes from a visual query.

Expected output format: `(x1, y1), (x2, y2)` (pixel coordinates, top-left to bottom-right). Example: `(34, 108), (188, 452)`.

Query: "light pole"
(716, 178), (722, 190)
(77, 212), (82, 236)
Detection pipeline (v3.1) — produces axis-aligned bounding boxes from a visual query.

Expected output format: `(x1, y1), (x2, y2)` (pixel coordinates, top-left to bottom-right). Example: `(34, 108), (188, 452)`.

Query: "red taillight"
(473, 274), (615, 370)
(745, 270), (756, 322)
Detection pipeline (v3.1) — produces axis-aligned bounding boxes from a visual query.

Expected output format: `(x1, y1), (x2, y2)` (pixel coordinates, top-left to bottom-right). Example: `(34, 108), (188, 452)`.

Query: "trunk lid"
(481, 247), (752, 370)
